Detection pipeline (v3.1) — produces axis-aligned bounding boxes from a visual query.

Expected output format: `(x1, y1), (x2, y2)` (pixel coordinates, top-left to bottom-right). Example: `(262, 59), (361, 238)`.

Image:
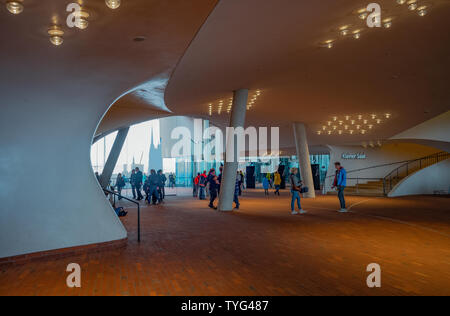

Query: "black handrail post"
(103, 188), (141, 243)
(137, 204), (141, 243)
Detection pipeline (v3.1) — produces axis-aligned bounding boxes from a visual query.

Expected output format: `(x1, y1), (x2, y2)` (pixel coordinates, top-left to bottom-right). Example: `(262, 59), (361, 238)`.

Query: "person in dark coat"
(134, 167), (144, 200)
(115, 173), (126, 200)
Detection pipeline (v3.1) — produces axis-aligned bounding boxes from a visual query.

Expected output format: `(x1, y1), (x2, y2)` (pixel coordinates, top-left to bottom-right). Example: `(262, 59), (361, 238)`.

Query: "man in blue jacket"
(332, 162), (347, 213)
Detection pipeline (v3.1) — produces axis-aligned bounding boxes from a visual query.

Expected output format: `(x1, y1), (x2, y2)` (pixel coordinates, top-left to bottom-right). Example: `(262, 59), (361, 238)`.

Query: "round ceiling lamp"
(6, 1), (24, 15)
(353, 30), (362, 39)
(105, 0), (121, 10)
(48, 26), (64, 46)
(417, 6), (428, 16)
(357, 9), (368, 20)
(321, 40), (334, 49)
(383, 18), (393, 28)
(74, 9), (90, 30)
(339, 26), (351, 36)
(407, 1), (418, 11)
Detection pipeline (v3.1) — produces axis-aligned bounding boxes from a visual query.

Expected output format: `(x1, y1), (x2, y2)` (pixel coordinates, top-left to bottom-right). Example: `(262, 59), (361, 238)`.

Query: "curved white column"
(293, 122), (316, 198)
(218, 89), (248, 212)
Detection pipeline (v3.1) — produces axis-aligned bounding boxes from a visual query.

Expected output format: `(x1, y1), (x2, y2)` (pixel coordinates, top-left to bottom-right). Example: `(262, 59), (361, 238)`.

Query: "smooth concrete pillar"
(293, 122), (316, 198)
(218, 89), (249, 211)
(99, 127), (130, 189)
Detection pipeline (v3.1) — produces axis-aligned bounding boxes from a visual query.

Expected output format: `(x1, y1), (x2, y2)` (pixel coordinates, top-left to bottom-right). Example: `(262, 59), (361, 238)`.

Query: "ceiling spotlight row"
(362, 140), (383, 148)
(321, 0), (429, 49)
(5, 0), (121, 46)
(207, 90), (262, 116)
(317, 113), (392, 136)
(399, 0), (429, 16)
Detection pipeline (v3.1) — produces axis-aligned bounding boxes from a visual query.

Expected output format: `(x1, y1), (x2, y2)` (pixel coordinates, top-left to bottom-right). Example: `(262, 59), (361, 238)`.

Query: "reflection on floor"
(1, 190), (449, 296)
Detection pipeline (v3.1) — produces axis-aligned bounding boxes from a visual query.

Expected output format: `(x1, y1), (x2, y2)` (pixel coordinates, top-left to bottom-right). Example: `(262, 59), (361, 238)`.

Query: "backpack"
(114, 207), (128, 217)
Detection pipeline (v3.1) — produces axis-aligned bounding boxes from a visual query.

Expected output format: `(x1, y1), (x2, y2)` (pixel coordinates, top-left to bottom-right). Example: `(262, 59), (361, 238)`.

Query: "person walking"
(289, 168), (307, 215)
(208, 169), (219, 210)
(262, 176), (270, 196)
(115, 173), (126, 200)
(266, 173), (273, 188)
(217, 166), (223, 194)
(274, 170), (281, 196)
(332, 162), (348, 213)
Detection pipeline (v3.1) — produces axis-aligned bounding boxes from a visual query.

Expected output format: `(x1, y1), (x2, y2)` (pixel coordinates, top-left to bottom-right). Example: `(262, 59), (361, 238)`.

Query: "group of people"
(193, 167), (244, 210)
(113, 167), (167, 205)
(262, 171), (282, 196)
(109, 161), (348, 215)
(288, 162), (347, 215)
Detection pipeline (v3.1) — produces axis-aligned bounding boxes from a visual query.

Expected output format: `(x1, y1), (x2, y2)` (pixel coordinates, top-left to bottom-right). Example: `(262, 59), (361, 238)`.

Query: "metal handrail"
(103, 188), (141, 243)
(383, 151), (450, 193)
(326, 161), (416, 179)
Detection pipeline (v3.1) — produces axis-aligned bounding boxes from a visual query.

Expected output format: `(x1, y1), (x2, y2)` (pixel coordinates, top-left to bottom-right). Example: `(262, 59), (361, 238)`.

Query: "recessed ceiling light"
(105, 0), (121, 10)
(383, 19), (393, 28)
(408, 1), (418, 10)
(48, 26), (64, 46)
(74, 9), (90, 30)
(417, 6), (428, 16)
(6, 1), (23, 15)
(321, 40), (335, 49)
(357, 9), (368, 20)
(397, 0), (407, 4)
(339, 25), (351, 36)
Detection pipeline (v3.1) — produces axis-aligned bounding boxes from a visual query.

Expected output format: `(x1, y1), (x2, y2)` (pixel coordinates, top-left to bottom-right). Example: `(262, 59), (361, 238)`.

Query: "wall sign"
(342, 153), (367, 160)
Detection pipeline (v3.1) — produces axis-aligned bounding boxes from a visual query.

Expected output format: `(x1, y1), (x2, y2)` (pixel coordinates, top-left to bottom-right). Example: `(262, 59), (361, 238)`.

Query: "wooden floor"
(1, 190), (449, 296)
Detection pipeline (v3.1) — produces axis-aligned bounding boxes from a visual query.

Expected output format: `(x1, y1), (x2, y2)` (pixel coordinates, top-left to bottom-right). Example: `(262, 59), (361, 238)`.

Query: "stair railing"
(383, 151), (450, 193)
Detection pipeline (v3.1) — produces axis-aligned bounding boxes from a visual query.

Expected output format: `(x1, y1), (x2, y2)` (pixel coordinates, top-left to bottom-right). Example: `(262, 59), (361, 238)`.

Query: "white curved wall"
(390, 111), (450, 152)
(0, 0), (217, 259)
(389, 159), (450, 197)
(0, 84), (128, 259)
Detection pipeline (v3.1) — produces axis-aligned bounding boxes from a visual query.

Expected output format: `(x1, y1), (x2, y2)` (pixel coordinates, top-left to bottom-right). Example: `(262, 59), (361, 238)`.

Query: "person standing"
(147, 169), (160, 205)
(233, 171), (241, 210)
(193, 173), (200, 197)
(198, 171), (207, 200)
(332, 162), (348, 213)
(208, 169), (219, 210)
(262, 177), (270, 196)
(158, 170), (166, 201)
(130, 169), (137, 199)
(290, 168), (307, 215)
(115, 173), (126, 200)
(274, 170), (281, 196)
(134, 167), (144, 201)
(239, 171), (245, 194)
(217, 166), (223, 194)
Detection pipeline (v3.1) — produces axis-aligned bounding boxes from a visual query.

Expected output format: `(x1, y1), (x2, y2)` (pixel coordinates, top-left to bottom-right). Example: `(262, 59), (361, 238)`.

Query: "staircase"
(327, 179), (385, 197)
(326, 151), (450, 197)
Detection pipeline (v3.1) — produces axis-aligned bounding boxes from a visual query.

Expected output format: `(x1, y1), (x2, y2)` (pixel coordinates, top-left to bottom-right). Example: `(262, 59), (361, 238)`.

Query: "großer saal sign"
(342, 153), (367, 160)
